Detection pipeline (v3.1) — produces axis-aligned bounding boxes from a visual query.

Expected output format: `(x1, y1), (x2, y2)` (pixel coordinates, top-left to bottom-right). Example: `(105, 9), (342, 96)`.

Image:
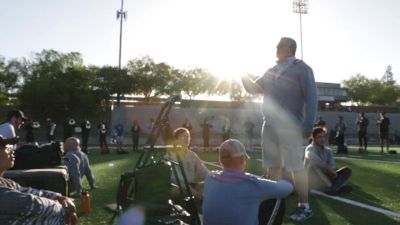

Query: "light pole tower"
(293, 0), (308, 60)
(115, 0), (127, 107)
(117, 0), (127, 69)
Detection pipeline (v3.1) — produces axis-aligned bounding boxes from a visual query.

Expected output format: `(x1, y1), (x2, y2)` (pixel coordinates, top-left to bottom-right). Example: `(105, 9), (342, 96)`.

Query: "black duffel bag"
(12, 141), (64, 170)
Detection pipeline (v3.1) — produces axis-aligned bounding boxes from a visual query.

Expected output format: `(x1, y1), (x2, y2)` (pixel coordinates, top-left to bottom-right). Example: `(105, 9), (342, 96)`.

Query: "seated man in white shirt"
(305, 127), (352, 195)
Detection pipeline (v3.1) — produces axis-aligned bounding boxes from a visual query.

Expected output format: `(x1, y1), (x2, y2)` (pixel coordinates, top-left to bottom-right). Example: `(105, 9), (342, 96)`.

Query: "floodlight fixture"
(293, 0), (309, 60)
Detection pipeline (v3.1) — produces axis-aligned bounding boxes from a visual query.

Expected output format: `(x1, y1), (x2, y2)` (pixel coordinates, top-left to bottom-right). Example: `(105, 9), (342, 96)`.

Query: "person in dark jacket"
(376, 112), (390, 153)
(64, 117), (76, 141)
(80, 119), (91, 154)
(98, 121), (109, 154)
(131, 120), (141, 151)
(201, 118), (213, 149)
(46, 118), (57, 142)
(356, 112), (369, 152)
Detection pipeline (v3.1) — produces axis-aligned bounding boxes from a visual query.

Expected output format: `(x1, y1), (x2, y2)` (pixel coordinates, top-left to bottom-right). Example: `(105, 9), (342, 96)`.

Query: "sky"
(1, 0), (400, 84)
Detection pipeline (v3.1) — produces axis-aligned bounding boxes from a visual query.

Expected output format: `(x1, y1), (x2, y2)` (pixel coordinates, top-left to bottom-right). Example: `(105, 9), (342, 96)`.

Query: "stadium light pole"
(293, 0), (308, 60)
(115, 0), (127, 107)
(117, 0), (127, 69)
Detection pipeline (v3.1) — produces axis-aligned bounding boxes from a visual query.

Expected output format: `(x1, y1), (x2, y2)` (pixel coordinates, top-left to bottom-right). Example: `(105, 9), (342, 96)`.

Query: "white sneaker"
(289, 206), (313, 222)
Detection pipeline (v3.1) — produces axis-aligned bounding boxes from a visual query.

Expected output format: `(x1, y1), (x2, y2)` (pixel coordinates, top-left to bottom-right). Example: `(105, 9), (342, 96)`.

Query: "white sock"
(298, 203), (310, 209)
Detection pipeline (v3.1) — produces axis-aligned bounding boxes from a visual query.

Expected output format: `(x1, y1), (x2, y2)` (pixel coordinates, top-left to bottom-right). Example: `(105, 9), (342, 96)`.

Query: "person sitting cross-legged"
(64, 137), (97, 196)
(0, 135), (77, 225)
(202, 139), (293, 225)
(305, 127), (352, 195)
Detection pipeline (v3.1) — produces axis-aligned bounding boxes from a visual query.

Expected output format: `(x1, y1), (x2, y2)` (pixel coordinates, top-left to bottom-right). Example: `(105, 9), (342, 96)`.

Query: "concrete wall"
(111, 102), (263, 146)
(111, 104), (400, 146)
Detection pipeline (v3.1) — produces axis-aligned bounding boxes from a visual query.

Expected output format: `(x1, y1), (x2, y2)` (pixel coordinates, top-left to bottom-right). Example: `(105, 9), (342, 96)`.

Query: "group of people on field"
(0, 37), (359, 225)
(318, 110), (392, 154)
(123, 37), (353, 224)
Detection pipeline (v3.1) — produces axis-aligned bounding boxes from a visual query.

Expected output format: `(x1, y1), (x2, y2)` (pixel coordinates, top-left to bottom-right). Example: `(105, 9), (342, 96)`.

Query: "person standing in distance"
(80, 119), (91, 154)
(46, 118), (57, 142)
(241, 37), (317, 222)
(356, 112), (369, 153)
(376, 111), (390, 153)
(131, 120), (141, 152)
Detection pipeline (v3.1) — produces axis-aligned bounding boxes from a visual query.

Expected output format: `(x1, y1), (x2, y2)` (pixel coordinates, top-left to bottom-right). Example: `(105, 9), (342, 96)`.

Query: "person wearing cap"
(0, 109), (27, 139)
(168, 127), (209, 200)
(241, 37), (317, 221)
(305, 127), (352, 195)
(202, 139), (293, 225)
(64, 137), (97, 196)
(0, 135), (77, 225)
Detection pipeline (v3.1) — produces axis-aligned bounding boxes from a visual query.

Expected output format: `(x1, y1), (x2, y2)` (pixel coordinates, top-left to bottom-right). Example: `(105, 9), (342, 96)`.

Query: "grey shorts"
(262, 123), (305, 171)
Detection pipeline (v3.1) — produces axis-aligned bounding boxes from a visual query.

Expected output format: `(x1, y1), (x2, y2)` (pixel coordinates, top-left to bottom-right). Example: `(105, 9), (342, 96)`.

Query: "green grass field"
(77, 145), (400, 225)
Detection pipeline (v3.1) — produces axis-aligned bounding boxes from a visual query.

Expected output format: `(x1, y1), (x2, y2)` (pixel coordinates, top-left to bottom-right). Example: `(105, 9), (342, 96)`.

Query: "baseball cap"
(0, 135), (19, 148)
(219, 139), (250, 159)
(7, 109), (28, 121)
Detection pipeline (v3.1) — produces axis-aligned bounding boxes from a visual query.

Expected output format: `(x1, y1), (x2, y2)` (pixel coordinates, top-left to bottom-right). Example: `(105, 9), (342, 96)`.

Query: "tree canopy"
(0, 50), (251, 119)
(342, 72), (400, 106)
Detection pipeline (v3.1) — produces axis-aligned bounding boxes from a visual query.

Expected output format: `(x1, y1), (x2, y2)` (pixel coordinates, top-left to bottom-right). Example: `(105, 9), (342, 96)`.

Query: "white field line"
(311, 190), (400, 218)
(203, 159), (400, 218)
(334, 156), (400, 164)
(202, 161), (221, 168)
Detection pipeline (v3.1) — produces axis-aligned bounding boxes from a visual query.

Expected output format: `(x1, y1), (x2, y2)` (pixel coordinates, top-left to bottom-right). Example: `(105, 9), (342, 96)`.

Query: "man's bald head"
(218, 139), (248, 171)
(64, 137), (80, 152)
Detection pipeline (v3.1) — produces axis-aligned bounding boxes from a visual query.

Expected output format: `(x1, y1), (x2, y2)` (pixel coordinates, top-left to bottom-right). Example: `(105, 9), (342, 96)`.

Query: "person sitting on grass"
(305, 127), (352, 195)
(0, 135), (77, 225)
(168, 127), (209, 201)
(64, 137), (97, 197)
(202, 139), (293, 225)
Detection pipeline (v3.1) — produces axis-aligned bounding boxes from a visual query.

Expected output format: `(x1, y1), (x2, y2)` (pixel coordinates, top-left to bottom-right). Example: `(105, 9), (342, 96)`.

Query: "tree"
(342, 74), (371, 105)
(18, 50), (108, 119)
(178, 68), (213, 100)
(151, 62), (179, 96)
(229, 79), (253, 102)
(381, 65), (395, 85)
(368, 80), (400, 105)
(127, 56), (157, 99)
(0, 57), (21, 104)
(96, 66), (134, 106)
(343, 74), (400, 106)
(127, 56), (183, 101)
